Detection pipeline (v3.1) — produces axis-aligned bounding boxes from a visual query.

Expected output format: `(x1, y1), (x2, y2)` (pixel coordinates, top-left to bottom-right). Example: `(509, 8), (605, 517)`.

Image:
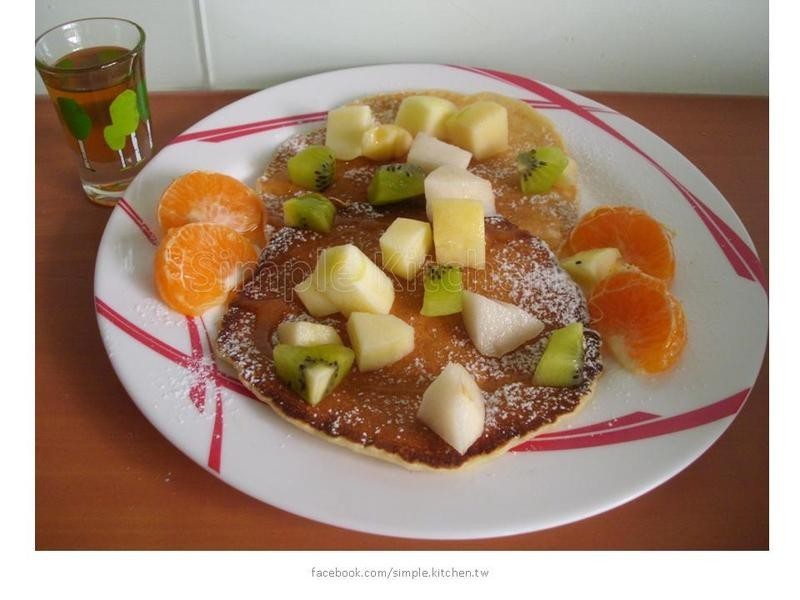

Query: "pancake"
(216, 90), (602, 470)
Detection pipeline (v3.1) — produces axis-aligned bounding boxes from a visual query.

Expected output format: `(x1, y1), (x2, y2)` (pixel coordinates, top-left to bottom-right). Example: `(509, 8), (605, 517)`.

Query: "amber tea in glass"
(36, 18), (153, 206)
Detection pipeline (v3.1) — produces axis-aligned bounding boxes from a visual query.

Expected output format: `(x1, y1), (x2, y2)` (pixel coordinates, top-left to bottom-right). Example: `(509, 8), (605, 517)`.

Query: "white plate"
(94, 64), (767, 539)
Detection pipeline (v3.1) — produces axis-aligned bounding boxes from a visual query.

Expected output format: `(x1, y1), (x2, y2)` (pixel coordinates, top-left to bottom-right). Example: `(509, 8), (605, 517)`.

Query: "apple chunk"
(325, 104), (374, 160)
(461, 290), (544, 357)
(431, 198), (485, 269)
(346, 312), (415, 372)
(406, 133), (472, 173)
(424, 165), (496, 218)
(394, 95), (457, 138)
(379, 218), (432, 280)
(294, 274), (339, 317)
(276, 321), (342, 346)
(417, 362), (485, 454)
(312, 244), (395, 316)
(446, 101), (509, 160)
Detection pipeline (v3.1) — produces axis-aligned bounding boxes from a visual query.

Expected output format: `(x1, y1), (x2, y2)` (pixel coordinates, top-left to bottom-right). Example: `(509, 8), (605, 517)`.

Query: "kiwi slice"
(517, 147), (569, 195)
(367, 163), (425, 205)
(532, 322), (585, 387)
(273, 343), (355, 405)
(420, 264), (463, 316)
(287, 145), (336, 191)
(283, 193), (336, 233)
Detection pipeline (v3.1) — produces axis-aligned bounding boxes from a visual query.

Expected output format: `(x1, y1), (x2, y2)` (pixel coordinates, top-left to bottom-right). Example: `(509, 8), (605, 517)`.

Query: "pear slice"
(406, 133), (472, 173)
(461, 290), (544, 357)
(417, 362), (485, 454)
(276, 321), (342, 346)
(424, 165), (496, 218)
(346, 312), (415, 372)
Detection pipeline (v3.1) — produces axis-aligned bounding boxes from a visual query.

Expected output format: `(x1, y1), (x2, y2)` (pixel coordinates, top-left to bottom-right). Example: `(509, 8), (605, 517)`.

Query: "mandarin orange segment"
(157, 171), (265, 245)
(566, 205), (675, 282)
(588, 269), (686, 374)
(154, 222), (259, 316)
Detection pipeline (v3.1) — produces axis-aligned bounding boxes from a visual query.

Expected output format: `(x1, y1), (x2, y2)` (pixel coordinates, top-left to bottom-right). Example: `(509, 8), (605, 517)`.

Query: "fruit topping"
(566, 205), (676, 283)
(273, 343), (355, 406)
(276, 321), (342, 346)
(367, 163), (425, 205)
(420, 264), (463, 317)
(346, 312), (415, 372)
(517, 146), (569, 195)
(424, 165), (496, 218)
(394, 95), (457, 139)
(588, 269), (686, 373)
(379, 217), (432, 280)
(417, 362), (485, 454)
(311, 244), (395, 316)
(406, 133), (472, 173)
(154, 222), (258, 316)
(287, 145), (336, 191)
(157, 171), (264, 245)
(430, 198), (486, 269)
(461, 290), (544, 357)
(361, 124), (413, 161)
(282, 193), (336, 233)
(560, 247), (623, 294)
(445, 101), (509, 160)
(532, 322), (585, 387)
(325, 104), (374, 160)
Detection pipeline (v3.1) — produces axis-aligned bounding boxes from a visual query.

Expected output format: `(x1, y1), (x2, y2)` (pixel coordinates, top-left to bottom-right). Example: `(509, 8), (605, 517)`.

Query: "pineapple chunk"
(294, 274), (339, 317)
(406, 133), (472, 173)
(417, 362), (485, 454)
(361, 124), (413, 161)
(276, 321), (342, 346)
(431, 198), (485, 269)
(424, 165), (496, 219)
(325, 104), (374, 160)
(312, 244), (395, 316)
(379, 218), (432, 280)
(347, 312), (415, 372)
(446, 101), (509, 160)
(394, 95), (457, 139)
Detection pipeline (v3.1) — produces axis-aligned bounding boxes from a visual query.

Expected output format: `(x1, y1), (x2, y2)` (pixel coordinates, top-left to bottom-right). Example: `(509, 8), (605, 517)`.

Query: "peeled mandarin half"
(154, 222), (259, 316)
(157, 171), (265, 245)
(566, 205), (675, 283)
(588, 269), (686, 374)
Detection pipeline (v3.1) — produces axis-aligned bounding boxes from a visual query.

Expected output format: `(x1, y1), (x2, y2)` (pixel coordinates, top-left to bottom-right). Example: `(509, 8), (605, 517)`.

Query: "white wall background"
(35, 0), (768, 96)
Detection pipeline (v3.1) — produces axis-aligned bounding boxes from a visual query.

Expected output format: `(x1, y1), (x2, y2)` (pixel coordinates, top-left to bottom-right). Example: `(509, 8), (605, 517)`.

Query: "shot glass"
(36, 18), (154, 206)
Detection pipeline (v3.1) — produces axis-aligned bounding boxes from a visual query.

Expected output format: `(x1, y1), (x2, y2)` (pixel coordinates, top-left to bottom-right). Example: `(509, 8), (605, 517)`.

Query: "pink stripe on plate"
(536, 411), (661, 439)
(118, 198), (158, 246)
(170, 110), (327, 145)
(513, 388), (749, 452)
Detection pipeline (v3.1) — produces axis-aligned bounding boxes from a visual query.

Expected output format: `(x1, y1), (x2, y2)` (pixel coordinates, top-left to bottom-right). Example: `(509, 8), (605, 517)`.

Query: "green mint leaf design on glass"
(103, 89), (142, 168)
(56, 97), (94, 171)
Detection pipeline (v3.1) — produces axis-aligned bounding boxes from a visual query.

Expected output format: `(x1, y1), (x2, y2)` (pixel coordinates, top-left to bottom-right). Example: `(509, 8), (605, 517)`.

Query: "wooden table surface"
(35, 90), (768, 550)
